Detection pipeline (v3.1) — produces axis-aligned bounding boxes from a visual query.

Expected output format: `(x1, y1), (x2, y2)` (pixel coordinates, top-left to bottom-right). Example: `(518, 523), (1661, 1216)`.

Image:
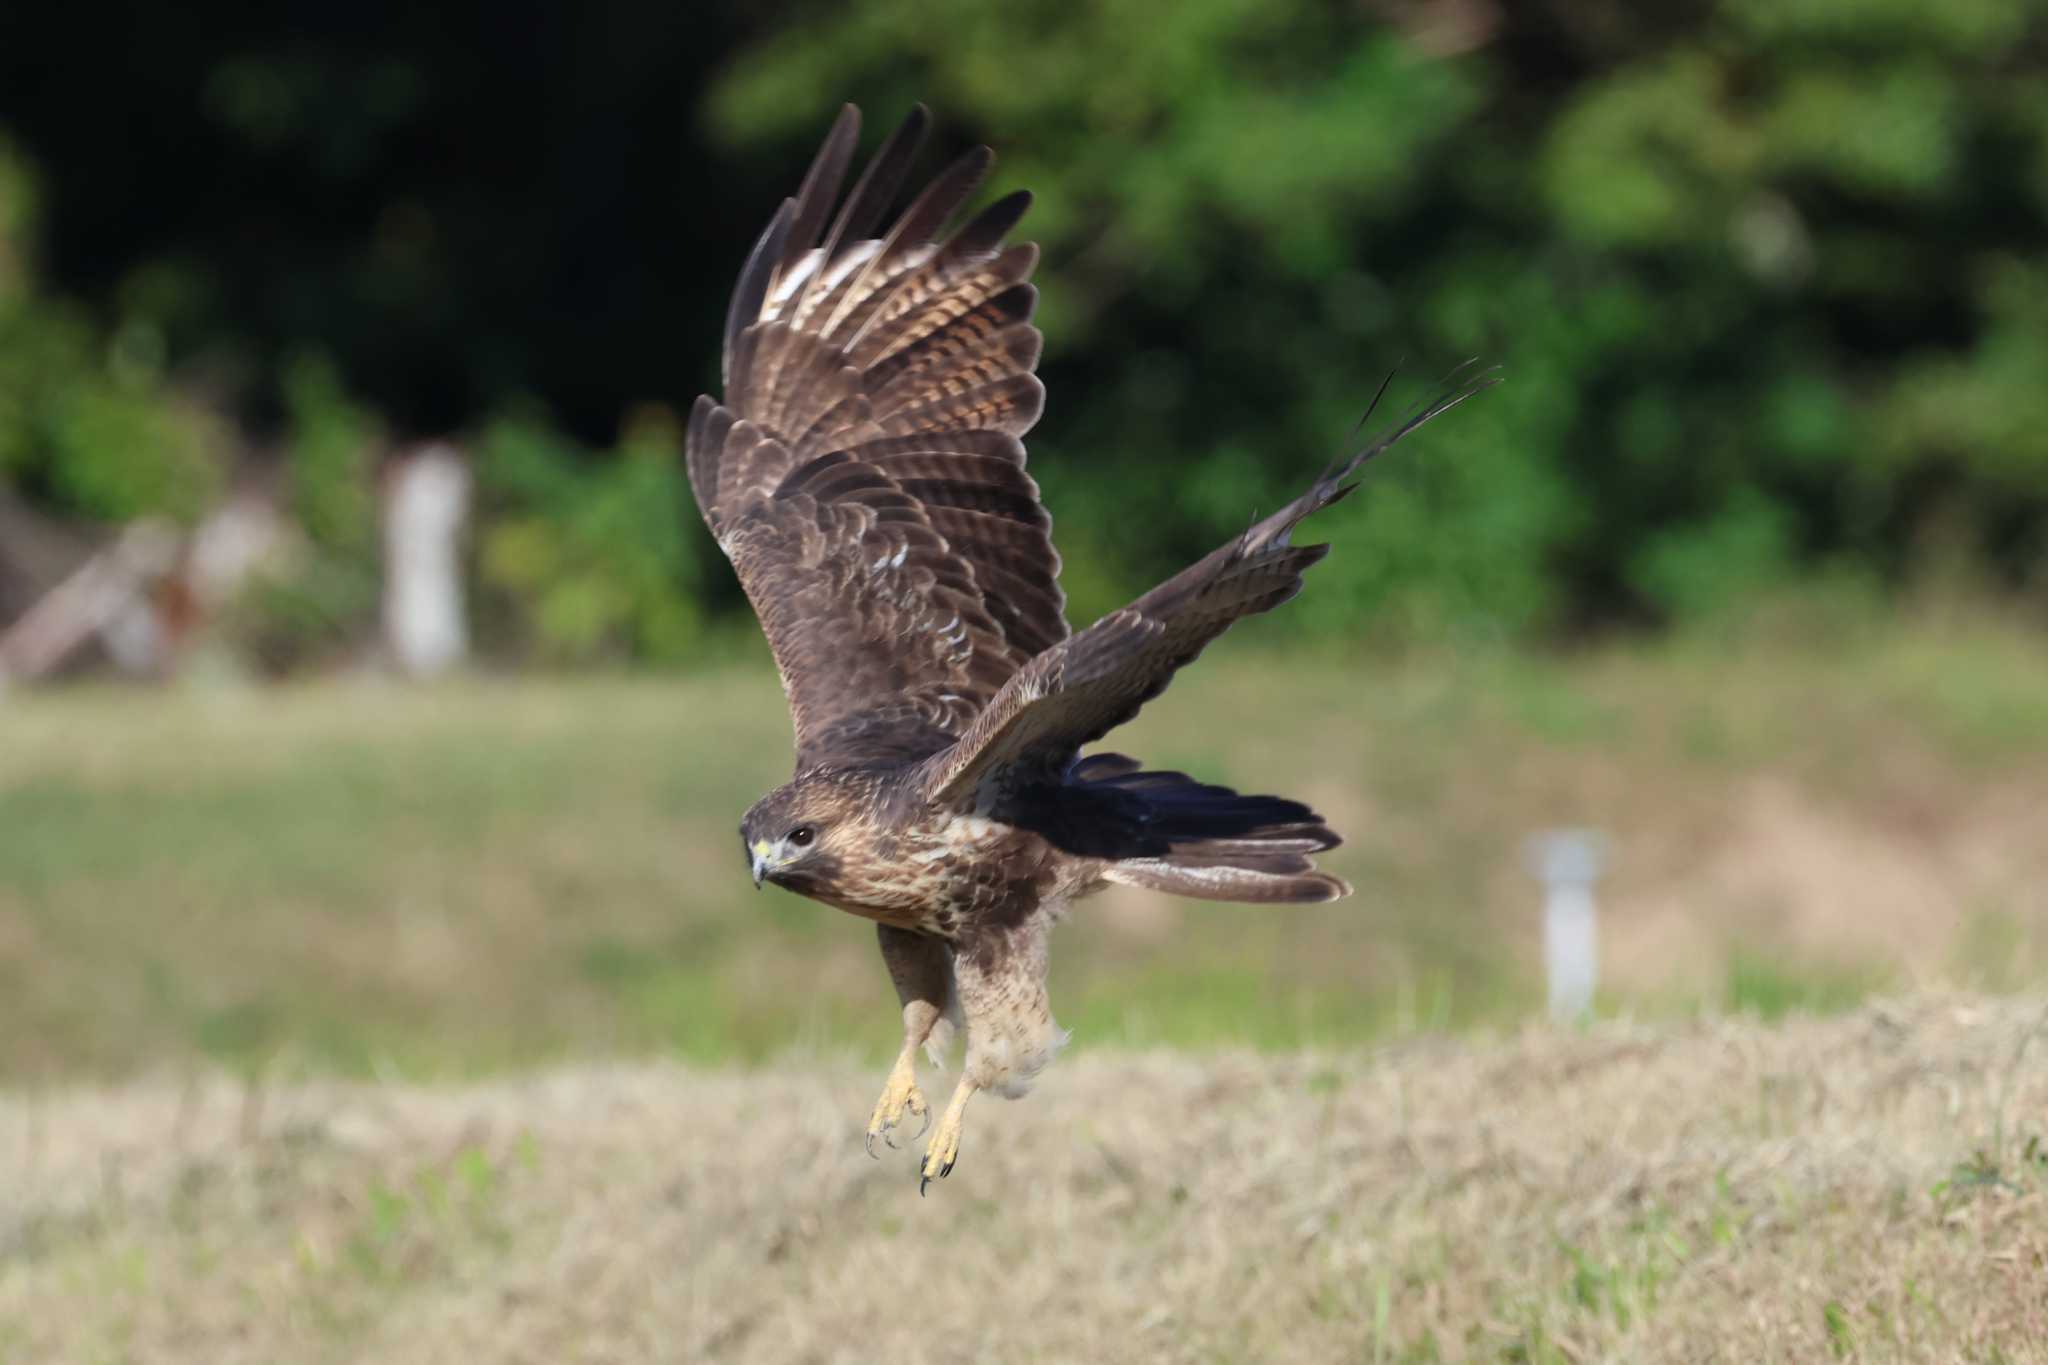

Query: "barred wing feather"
(687, 105), (1066, 768)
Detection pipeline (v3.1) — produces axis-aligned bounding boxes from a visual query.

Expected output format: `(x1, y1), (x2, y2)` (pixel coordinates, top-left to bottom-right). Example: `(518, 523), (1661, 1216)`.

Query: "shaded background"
(7, 0), (2047, 649)
(1, 0), (2046, 1081)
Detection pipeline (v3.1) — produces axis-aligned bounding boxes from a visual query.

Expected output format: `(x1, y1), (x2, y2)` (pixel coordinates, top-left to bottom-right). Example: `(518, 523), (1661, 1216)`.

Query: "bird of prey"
(687, 105), (1490, 1193)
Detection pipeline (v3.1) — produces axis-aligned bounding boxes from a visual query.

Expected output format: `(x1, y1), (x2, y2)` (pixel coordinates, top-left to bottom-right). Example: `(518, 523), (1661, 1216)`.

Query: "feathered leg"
(868, 924), (955, 1156)
(921, 910), (1068, 1193)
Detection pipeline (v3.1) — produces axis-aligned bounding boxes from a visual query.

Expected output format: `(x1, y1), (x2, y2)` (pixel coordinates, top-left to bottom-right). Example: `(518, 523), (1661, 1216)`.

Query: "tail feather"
(1077, 756), (1350, 904)
(1103, 858), (1348, 904)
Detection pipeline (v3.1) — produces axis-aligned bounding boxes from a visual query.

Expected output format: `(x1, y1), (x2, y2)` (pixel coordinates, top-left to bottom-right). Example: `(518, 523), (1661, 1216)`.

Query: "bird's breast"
(843, 814), (1049, 937)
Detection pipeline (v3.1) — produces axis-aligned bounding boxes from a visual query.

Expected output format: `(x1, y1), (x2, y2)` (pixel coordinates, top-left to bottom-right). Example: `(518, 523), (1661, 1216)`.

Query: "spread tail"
(1075, 754), (1349, 905)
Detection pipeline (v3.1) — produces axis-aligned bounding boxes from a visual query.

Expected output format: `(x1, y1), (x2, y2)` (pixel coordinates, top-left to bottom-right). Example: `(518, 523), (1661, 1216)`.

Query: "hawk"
(687, 106), (1490, 1192)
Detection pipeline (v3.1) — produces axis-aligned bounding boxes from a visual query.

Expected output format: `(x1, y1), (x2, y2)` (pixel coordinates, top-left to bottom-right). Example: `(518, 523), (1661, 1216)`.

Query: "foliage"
(218, 354), (385, 674)
(710, 0), (2048, 633)
(474, 406), (710, 664)
(0, 135), (225, 526)
(283, 354), (380, 560)
(2, 2), (2047, 655)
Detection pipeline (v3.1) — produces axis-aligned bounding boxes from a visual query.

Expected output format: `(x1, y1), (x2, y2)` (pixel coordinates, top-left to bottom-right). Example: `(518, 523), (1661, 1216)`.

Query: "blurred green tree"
(711, 0), (2048, 634)
(0, 0), (2044, 656)
(475, 405), (710, 664)
(0, 136), (225, 527)
(220, 355), (386, 673)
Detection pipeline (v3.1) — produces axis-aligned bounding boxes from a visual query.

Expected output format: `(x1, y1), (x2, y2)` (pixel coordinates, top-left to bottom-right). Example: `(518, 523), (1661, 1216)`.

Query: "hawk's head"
(739, 770), (866, 896)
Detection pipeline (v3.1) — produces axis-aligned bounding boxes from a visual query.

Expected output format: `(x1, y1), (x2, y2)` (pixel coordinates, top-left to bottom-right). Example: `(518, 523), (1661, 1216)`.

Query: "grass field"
(3, 995), (2044, 1362)
(3, 619), (2048, 1359)
(2, 617), (2047, 1083)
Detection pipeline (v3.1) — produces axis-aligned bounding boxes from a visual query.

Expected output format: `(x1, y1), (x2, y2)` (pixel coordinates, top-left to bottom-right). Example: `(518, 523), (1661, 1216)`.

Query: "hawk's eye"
(787, 825), (816, 848)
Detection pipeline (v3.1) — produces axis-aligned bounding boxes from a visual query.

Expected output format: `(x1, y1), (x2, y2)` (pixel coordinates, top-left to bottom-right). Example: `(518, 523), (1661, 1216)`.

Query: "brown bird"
(687, 106), (1491, 1192)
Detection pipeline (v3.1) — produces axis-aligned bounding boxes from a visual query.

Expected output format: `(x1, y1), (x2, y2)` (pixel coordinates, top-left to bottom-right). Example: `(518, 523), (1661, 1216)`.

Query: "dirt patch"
(1608, 775), (2048, 996)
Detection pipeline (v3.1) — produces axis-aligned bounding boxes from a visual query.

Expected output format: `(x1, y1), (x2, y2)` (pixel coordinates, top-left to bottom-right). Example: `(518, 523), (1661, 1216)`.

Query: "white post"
(382, 444), (471, 679)
(1525, 830), (1607, 1022)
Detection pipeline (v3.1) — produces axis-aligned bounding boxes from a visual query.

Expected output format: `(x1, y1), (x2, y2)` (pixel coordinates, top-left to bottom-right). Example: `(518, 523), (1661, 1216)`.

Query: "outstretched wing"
(919, 368), (1498, 809)
(688, 106), (1067, 768)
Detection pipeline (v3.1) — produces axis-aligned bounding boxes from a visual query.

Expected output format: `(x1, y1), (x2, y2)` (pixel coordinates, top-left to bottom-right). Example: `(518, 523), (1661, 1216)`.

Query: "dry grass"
(4, 994), (2045, 1363)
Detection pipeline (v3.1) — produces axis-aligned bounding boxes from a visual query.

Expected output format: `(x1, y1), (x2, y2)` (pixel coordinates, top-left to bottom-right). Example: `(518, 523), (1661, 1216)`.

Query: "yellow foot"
(864, 1049), (928, 1158)
(919, 1079), (976, 1196)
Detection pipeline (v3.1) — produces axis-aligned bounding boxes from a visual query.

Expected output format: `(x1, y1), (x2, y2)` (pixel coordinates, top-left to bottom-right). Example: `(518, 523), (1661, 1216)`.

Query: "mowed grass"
(2, 996), (2044, 1363)
(1, 615), (2047, 1082)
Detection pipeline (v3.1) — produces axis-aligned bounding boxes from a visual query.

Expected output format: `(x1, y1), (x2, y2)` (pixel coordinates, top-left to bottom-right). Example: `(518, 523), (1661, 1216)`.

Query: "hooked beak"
(750, 840), (774, 889)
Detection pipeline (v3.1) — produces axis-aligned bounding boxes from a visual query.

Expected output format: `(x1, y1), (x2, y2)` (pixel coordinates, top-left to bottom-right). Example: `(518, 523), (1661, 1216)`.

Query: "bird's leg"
(920, 1073), (977, 1193)
(868, 1016), (934, 1155)
(920, 914), (1067, 1193)
(869, 925), (952, 1157)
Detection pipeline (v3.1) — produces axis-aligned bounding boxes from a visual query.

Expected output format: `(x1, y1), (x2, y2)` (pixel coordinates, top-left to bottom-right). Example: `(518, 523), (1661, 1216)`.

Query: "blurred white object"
(188, 491), (285, 608)
(0, 520), (179, 684)
(0, 490), (289, 688)
(1526, 829), (1608, 1022)
(382, 444), (471, 678)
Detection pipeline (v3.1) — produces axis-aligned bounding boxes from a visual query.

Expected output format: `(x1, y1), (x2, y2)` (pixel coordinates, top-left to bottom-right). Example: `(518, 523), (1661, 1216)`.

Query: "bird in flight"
(687, 106), (1490, 1193)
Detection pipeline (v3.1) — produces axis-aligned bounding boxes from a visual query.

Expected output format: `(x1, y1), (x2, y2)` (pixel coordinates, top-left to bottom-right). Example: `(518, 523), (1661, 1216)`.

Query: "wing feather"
(869, 306), (1042, 410)
(873, 373), (1045, 440)
(920, 366), (1499, 808)
(848, 243), (1040, 371)
(819, 146), (991, 338)
(770, 106), (861, 303)
(722, 201), (795, 390)
(688, 107), (1066, 768)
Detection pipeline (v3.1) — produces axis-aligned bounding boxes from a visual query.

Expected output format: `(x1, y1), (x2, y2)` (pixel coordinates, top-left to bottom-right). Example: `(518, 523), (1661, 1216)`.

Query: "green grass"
(2, 615), (2045, 1082)
(1724, 951), (1893, 1021)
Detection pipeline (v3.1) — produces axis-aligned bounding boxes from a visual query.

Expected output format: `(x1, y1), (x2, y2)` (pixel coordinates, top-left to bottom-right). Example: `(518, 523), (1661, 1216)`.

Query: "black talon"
(865, 1131), (881, 1159)
(919, 1173), (931, 1197)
